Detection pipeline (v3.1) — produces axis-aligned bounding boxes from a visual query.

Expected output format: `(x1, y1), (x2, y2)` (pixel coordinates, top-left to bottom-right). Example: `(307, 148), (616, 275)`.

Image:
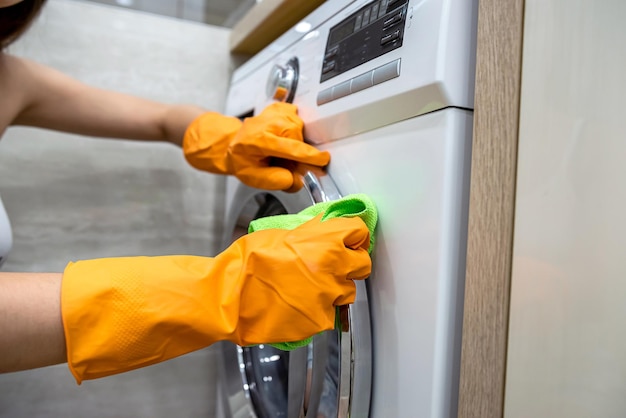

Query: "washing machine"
(217, 0), (477, 417)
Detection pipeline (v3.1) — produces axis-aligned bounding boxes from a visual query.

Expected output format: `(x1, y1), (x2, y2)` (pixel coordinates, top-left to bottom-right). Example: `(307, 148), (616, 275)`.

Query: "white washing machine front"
(219, 0), (477, 417)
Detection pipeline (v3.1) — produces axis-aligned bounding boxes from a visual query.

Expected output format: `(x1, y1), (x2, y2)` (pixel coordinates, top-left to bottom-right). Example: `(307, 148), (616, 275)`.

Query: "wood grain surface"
(457, 1), (525, 417)
(230, 0), (326, 55)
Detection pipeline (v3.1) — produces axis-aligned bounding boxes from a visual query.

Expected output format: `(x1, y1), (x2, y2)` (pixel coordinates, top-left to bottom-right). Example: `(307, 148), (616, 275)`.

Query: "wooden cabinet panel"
(230, 0), (326, 55)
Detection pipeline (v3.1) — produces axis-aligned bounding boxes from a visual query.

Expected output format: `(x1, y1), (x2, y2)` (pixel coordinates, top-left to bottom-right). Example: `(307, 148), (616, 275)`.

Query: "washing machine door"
(220, 165), (371, 418)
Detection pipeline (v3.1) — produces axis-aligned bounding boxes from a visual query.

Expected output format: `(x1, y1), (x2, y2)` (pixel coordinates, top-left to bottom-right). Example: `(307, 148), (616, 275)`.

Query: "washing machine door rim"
(222, 166), (372, 418)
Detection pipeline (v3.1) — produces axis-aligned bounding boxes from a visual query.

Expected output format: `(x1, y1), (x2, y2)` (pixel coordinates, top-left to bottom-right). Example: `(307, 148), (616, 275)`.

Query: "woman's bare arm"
(0, 272), (66, 373)
(7, 54), (205, 147)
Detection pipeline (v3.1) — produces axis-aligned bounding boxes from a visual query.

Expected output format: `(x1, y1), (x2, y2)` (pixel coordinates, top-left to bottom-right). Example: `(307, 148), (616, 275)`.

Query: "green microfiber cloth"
(248, 193), (378, 351)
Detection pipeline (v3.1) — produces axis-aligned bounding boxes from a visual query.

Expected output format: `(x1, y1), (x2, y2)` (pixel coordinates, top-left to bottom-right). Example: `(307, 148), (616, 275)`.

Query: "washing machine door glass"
(223, 167), (372, 418)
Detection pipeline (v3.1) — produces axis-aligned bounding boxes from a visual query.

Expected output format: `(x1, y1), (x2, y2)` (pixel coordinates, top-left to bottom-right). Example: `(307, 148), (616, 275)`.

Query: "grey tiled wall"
(1, 0), (235, 271)
(0, 0), (233, 416)
(83, 0), (255, 27)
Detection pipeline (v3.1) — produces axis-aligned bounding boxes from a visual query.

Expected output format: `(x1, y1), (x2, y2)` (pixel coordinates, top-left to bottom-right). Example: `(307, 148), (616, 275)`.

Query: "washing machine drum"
(220, 169), (372, 418)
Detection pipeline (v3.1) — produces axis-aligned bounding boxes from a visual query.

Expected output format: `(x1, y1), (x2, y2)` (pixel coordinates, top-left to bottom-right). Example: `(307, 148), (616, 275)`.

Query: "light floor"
(0, 1), (233, 416)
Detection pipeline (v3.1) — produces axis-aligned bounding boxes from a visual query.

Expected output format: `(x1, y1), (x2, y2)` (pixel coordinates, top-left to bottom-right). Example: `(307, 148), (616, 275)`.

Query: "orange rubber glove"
(61, 215), (370, 384)
(183, 102), (330, 191)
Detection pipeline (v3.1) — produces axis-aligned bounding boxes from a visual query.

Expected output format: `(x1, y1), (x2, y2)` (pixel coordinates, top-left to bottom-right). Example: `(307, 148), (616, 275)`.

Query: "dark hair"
(0, 0), (47, 50)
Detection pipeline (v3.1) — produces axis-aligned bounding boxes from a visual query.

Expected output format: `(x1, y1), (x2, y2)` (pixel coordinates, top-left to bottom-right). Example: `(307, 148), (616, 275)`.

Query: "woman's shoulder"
(0, 52), (23, 72)
(0, 53), (20, 131)
(0, 52), (34, 79)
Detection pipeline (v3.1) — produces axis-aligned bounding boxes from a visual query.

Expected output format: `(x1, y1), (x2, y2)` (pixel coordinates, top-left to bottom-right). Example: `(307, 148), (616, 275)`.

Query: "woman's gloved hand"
(183, 102), (330, 191)
(61, 215), (370, 384)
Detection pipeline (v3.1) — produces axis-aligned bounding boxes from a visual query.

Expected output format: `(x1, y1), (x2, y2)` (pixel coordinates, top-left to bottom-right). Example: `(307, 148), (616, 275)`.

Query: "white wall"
(505, 1), (626, 417)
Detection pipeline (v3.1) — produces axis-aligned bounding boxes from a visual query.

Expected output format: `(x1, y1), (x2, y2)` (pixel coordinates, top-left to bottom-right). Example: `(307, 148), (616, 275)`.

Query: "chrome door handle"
(287, 346), (308, 418)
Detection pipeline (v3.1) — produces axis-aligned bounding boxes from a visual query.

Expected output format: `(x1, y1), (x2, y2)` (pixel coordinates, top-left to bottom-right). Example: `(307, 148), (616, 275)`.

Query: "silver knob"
(266, 58), (298, 102)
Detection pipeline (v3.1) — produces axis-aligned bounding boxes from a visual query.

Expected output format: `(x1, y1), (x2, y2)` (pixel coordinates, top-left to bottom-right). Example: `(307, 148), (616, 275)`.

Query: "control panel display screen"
(321, 0), (408, 82)
(328, 19), (356, 45)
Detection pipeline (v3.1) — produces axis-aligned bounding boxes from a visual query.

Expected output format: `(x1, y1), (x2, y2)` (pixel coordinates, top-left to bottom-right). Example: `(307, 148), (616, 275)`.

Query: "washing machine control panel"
(227, 0), (477, 145)
(321, 0), (408, 82)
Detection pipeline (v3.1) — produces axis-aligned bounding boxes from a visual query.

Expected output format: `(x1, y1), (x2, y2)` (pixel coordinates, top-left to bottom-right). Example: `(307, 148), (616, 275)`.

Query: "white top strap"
(0, 194), (13, 267)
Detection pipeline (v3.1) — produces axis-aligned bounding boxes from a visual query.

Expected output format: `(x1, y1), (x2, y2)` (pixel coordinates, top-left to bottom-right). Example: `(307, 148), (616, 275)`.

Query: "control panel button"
(380, 30), (400, 46)
(331, 80), (352, 100)
(371, 3), (380, 20)
(351, 71), (374, 93)
(380, 2), (389, 17)
(373, 59), (401, 84)
(355, 14), (363, 30)
(322, 61), (336, 74)
(363, 8), (371, 26)
(317, 87), (333, 105)
(317, 59), (401, 106)
(379, 0), (389, 15)
(324, 46), (339, 60)
(383, 12), (403, 28)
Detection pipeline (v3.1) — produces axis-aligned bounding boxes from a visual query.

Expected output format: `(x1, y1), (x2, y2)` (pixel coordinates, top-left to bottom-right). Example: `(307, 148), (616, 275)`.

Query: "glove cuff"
(61, 255), (233, 383)
(182, 112), (242, 174)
